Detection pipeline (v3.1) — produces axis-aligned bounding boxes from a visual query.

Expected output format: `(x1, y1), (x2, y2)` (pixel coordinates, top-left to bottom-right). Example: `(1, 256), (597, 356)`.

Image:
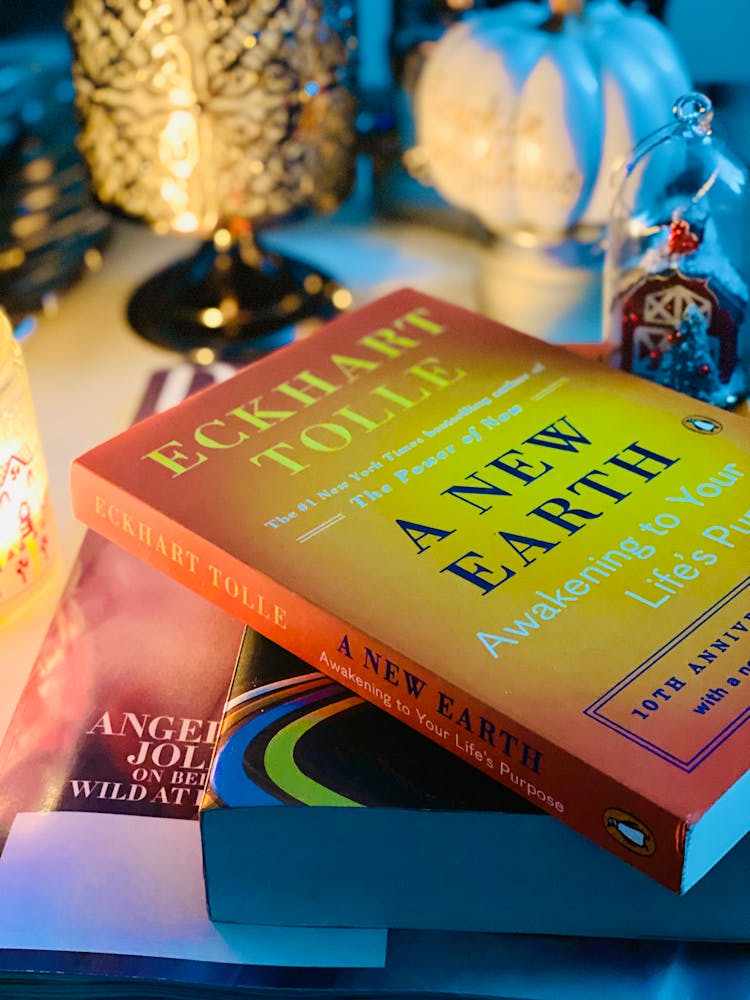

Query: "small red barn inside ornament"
(619, 266), (744, 392)
(605, 94), (750, 408)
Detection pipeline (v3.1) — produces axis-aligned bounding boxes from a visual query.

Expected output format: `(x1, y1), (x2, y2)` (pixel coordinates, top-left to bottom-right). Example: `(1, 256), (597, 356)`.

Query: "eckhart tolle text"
(140, 306), (459, 477)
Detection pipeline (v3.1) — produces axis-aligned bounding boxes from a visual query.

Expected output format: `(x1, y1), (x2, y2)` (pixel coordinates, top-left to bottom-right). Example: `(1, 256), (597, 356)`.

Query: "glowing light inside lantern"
(156, 104), (203, 233)
(169, 87), (194, 109)
(174, 211), (200, 233)
(161, 110), (199, 178)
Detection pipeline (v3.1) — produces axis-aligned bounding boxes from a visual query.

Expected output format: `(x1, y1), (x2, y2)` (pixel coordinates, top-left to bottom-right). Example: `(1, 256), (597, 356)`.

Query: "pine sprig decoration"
(658, 303), (723, 401)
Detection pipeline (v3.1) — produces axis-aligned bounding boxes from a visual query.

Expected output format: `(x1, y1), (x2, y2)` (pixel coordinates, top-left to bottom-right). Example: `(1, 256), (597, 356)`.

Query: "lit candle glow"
(0, 311), (55, 611)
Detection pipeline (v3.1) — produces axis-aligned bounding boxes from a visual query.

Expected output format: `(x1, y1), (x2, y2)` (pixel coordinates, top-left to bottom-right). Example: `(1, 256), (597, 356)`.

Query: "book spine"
(71, 459), (686, 891)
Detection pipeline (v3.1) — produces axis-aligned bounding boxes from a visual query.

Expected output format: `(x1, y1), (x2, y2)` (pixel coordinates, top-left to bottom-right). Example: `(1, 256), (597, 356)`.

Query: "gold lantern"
(66, 0), (358, 359)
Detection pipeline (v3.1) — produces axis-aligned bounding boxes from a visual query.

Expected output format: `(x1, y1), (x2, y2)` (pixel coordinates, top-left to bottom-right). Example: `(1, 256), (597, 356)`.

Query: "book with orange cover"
(71, 289), (750, 892)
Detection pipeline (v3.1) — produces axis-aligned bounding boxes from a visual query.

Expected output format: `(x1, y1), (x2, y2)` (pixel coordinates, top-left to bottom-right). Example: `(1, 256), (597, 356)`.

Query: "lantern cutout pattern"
(65, 0), (358, 359)
(0, 312), (55, 611)
(413, 0), (691, 243)
(604, 93), (750, 409)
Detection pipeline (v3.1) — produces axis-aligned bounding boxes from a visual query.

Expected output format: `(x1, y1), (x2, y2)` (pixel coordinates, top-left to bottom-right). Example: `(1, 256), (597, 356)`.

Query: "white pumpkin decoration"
(414, 0), (691, 241)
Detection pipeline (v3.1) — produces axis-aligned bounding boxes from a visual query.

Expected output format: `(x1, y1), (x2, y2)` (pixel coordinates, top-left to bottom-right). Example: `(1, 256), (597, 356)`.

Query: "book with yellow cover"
(71, 289), (750, 892)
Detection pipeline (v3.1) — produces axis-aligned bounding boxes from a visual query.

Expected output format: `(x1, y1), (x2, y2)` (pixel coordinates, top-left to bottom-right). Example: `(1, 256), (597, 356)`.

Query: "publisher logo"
(603, 808), (655, 856)
(682, 415), (723, 435)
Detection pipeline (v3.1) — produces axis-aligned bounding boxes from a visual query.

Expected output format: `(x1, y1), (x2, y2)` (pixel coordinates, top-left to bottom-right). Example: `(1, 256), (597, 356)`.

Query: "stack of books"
(3, 291), (750, 996)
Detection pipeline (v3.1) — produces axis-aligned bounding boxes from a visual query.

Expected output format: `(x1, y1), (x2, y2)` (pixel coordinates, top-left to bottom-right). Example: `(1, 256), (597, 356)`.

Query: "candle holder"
(65, 0), (358, 360)
(0, 310), (56, 615)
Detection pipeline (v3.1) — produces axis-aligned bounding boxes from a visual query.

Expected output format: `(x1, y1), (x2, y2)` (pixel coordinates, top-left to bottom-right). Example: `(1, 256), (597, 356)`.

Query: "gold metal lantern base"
(126, 233), (343, 362)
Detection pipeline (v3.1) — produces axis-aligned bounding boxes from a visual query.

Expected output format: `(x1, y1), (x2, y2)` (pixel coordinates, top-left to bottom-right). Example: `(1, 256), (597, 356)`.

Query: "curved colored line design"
(225, 672), (323, 713)
(265, 695), (364, 807)
(211, 684), (338, 807)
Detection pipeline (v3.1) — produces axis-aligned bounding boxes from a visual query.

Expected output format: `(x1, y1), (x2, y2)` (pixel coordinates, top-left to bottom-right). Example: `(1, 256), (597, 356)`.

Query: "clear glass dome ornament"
(604, 92), (750, 409)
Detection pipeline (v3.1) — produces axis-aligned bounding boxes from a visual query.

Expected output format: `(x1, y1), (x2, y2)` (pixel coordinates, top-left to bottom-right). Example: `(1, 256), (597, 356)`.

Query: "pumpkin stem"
(548, 0), (584, 16)
(542, 0), (584, 32)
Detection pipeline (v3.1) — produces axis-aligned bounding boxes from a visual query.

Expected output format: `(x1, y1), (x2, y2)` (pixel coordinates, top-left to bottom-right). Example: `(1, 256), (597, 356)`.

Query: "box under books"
(71, 288), (750, 892)
(201, 626), (750, 937)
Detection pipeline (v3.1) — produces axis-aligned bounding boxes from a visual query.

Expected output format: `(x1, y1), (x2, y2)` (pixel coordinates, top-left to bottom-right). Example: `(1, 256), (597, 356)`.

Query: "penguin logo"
(603, 808), (655, 856)
(682, 415), (723, 435)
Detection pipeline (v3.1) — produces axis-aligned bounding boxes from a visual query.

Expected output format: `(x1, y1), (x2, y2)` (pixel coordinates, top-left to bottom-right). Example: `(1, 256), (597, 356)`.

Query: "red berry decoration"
(697, 363), (711, 376)
(668, 218), (700, 255)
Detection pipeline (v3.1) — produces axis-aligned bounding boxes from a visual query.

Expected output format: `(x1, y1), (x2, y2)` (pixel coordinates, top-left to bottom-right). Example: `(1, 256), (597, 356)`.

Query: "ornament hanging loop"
(622, 93), (714, 182)
(673, 92), (713, 137)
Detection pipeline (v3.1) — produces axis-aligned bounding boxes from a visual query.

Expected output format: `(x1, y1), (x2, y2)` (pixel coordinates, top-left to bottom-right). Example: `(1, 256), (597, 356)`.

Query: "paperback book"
(202, 626), (750, 938)
(8, 373), (746, 1000)
(0, 366), (387, 993)
(71, 289), (750, 892)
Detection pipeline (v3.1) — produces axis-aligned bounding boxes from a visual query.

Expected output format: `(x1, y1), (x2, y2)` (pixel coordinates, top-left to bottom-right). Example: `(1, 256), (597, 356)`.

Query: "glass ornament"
(604, 92), (750, 409)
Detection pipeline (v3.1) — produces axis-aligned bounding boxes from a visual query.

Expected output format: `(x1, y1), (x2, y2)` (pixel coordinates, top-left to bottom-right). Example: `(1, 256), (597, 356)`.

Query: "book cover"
(202, 625), (750, 938)
(0, 365), (387, 989)
(71, 289), (750, 892)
